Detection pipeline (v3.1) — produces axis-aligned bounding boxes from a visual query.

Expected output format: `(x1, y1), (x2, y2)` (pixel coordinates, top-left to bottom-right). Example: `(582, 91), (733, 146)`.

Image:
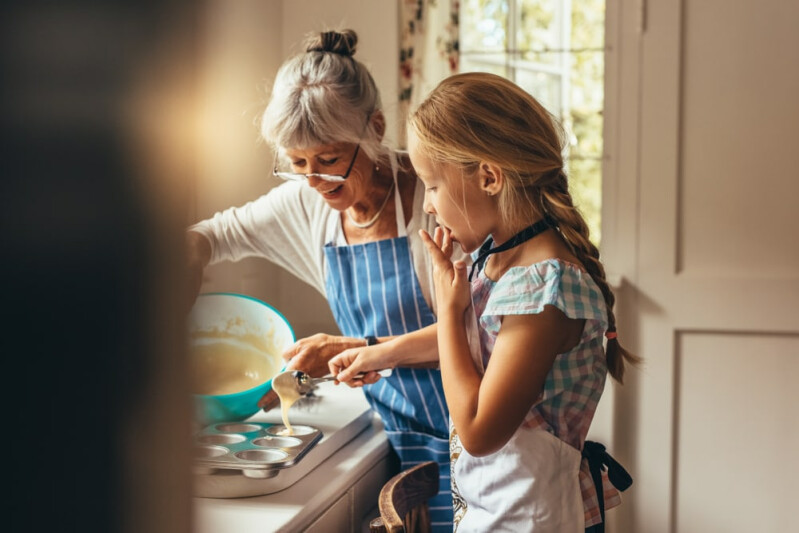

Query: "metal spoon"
(272, 369), (392, 397)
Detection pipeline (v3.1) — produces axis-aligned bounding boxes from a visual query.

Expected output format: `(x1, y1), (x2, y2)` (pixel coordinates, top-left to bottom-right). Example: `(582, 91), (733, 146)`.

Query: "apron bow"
(582, 440), (633, 531)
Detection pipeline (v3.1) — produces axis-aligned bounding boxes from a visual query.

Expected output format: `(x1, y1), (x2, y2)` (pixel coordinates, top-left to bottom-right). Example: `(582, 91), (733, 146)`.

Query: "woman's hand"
(419, 227), (471, 318)
(328, 343), (391, 388)
(281, 333), (366, 376)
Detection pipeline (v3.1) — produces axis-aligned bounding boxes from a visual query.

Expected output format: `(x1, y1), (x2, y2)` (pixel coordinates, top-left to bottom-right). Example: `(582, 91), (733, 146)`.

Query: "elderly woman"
(185, 30), (453, 531)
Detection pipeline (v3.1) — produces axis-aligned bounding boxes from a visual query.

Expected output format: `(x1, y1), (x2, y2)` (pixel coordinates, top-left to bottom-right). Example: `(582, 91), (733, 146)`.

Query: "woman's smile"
(318, 183), (345, 199)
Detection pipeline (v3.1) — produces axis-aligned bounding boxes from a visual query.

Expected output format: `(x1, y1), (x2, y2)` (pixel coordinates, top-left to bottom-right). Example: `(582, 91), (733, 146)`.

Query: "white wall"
(280, 0), (400, 146)
(194, 0), (399, 339)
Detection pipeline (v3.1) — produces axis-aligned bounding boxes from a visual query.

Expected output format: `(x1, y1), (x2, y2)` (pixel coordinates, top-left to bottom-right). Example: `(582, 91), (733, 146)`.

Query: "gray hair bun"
(304, 29), (358, 57)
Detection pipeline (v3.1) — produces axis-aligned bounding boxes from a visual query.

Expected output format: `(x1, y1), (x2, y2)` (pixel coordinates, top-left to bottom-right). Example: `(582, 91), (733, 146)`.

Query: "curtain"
(398, 0), (460, 148)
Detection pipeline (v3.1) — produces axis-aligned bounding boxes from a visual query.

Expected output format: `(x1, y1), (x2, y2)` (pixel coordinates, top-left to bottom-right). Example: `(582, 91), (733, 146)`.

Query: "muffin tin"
(193, 422), (322, 479)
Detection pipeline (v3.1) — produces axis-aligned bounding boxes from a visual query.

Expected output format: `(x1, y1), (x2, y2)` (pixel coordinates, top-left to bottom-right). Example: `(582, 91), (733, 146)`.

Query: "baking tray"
(193, 422), (322, 479)
(192, 381), (375, 498)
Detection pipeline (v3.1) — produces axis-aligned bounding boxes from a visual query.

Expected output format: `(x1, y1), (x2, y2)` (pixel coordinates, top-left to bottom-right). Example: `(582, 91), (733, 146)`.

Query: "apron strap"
(389, 152), (406, 237)
(468, 217), (552, 281)
(582, 440), (633, 532)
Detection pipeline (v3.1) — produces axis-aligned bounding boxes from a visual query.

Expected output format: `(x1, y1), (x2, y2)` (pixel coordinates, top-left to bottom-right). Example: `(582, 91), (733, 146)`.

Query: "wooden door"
(604, 1), (799, 531)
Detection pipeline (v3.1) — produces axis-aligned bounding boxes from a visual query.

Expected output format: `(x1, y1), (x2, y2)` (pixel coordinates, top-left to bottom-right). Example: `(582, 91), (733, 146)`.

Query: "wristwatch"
(365, 335), (379, 346)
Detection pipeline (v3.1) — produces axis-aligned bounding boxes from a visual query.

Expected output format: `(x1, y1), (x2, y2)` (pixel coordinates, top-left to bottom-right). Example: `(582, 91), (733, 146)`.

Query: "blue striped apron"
(323, 170), (453, 531)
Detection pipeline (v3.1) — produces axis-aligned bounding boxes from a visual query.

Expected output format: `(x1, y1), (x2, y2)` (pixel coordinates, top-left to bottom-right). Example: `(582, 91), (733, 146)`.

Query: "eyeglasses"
(273, 144), (361, 183)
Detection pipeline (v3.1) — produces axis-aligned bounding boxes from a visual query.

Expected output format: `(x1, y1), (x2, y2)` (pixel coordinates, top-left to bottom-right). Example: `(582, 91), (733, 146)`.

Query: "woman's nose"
(305, 162), (322, 175)
(307, 175), (324, 188)
(423, 197), (436, 215)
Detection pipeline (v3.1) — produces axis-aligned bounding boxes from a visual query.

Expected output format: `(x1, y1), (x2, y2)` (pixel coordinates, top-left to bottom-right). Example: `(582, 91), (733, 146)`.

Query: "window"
(460, 0), (605, 243)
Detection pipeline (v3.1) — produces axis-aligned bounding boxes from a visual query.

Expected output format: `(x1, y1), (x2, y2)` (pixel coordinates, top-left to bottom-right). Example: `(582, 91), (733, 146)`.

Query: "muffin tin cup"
(193, 422), (322, 477)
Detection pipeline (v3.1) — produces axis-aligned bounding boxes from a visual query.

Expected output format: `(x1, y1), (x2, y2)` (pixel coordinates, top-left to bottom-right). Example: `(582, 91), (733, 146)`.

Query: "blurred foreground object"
(1, 1), (199, 532)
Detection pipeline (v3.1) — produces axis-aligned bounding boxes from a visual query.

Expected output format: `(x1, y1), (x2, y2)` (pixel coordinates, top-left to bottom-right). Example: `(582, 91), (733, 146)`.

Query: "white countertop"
(193, 382), (392, 532)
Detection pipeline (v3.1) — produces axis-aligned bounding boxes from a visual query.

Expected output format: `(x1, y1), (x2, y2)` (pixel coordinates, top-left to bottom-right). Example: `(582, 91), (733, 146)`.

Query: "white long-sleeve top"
(189, 177), (441, 315)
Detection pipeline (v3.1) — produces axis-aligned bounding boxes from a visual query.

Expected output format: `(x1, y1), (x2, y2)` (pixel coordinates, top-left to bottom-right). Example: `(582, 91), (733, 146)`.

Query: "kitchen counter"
(193, 382), (398, 532)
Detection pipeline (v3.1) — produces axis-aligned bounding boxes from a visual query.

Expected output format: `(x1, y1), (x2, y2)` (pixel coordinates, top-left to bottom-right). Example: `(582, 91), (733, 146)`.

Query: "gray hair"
(261, 30), (388, 165)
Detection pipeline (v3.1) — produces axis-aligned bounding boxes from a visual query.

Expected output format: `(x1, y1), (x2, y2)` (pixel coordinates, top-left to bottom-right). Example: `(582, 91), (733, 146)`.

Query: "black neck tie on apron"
(468, 217), (553, 282)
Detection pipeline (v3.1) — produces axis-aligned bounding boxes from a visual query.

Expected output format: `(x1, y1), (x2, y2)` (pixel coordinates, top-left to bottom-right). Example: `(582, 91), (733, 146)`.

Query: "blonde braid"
(409, 72), (640, 382)
(541, 173), (640, 383)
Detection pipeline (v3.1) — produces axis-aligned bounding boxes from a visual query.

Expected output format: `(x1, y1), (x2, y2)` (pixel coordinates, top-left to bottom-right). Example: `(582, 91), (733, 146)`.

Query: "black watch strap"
(365, 335), (379, 346)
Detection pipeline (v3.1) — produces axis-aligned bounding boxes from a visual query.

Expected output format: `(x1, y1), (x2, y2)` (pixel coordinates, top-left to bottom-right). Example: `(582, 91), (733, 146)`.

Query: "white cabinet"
(303, 453), (399, 533)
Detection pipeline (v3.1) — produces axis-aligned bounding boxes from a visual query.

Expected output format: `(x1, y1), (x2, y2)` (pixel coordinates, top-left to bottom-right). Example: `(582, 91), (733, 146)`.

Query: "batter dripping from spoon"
(271, 371), (302, 435)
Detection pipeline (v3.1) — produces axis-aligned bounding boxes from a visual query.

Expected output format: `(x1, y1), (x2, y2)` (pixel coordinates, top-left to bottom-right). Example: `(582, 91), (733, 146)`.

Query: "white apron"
(449, 305), (585, 532)
(451, 425), (584, 532)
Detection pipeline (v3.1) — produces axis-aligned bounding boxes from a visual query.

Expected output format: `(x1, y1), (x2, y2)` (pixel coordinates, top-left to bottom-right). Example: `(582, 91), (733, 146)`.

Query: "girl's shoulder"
(481, 259), (608, 323)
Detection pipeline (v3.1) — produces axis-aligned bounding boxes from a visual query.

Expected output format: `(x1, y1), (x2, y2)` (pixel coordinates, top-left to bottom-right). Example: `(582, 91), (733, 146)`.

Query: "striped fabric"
(324, 236), (453, 531)
(469, 258), (620, 528)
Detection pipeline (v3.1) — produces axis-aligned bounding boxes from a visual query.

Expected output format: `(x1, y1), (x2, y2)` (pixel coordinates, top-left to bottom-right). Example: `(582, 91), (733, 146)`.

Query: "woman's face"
(282, 142), (373, 210)
(408, 131), (496, 254)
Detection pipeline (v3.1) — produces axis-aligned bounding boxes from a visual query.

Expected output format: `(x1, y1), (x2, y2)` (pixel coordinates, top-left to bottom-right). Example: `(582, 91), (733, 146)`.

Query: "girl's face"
(282, 142), (373, 210)
(408, 131), (497, 254)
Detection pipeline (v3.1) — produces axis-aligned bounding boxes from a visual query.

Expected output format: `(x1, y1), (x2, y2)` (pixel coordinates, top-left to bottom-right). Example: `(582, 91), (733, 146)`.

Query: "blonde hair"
(409, 72), (639, 383)
(261, 29), (389, 165)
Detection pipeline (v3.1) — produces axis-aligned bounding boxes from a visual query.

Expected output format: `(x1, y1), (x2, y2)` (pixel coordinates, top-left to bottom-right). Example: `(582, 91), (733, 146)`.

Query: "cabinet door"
(605, 1), (799, 532)
(304, 493), (351, 532)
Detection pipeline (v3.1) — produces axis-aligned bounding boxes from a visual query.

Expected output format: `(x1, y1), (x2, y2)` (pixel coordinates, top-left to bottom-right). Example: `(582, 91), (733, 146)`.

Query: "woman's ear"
(478, 161), (504, 196)
(371, 111), (386, 142)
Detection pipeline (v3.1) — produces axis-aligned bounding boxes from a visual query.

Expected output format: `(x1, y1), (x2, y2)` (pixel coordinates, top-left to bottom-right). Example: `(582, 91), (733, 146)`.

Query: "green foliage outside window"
(460, 0), (605, 244)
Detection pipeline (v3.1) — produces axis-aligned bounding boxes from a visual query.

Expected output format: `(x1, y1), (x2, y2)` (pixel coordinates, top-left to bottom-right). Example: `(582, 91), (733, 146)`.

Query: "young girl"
(415, 72), (638, 532)
(330, 71), (636, 532)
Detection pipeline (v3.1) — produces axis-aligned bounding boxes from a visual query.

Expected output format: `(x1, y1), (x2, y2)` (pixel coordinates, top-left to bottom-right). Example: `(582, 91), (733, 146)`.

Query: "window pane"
(572, 0), (605, 49)
(517, 0), (561, 66)
(569, 50), (604, 160)
(515, 69), (562, 117)
(461, 0), (508, 53)
(459, 56), (509, 77)
(568, 157), (602, 243)
(460, 0), (606, 245)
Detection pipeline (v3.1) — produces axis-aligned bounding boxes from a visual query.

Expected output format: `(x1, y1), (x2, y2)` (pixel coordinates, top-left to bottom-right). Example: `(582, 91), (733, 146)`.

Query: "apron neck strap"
(468, 217), (554, 281)
(390, 154), (406, 237)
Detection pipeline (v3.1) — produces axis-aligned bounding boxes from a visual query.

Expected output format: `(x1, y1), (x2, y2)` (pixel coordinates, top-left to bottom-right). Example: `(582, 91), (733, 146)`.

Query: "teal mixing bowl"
(188, 292), (295, 424)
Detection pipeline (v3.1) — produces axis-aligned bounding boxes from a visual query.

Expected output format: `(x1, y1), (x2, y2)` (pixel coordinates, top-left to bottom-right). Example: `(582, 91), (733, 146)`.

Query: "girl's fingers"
(328, 353), (350, 379)
(336, 367), (356, 383)
(419, 229), (446, 263)
(345, 378), (365, 388)
(361, 371), (382, 385)
(330, 350), (365, 383)
(434, 226), (444, 249)
(441, 227), (453, 258)
(453, 260), (467, 287)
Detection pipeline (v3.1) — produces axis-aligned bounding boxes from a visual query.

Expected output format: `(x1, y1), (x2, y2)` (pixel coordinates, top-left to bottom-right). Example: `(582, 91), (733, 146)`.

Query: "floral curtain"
(398, 0), (460, 148)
